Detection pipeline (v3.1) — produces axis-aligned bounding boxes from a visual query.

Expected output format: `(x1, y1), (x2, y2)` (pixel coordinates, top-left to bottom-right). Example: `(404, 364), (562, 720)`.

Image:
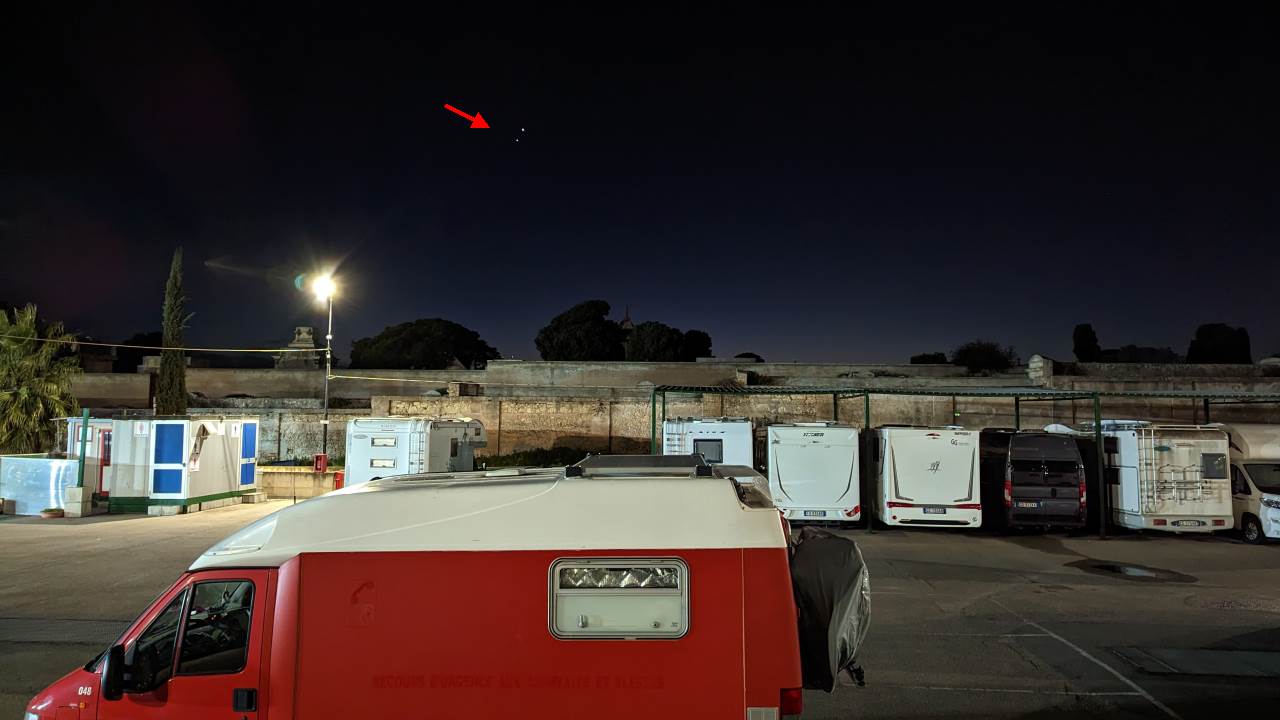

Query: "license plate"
(1172, 520), (1204, 527)
(803, 510), (826, 517)
(1015, 501), (1038, 508)
(922, 507), (946, 514)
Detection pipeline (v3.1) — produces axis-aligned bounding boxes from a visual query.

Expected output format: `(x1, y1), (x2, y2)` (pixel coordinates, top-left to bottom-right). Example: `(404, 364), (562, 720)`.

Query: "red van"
(25, 458), (868, 719)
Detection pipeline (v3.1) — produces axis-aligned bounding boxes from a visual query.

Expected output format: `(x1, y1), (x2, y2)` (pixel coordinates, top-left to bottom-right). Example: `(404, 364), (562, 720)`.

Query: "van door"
(101, 569), (271, 719)
(1231, 465), (1253, 527)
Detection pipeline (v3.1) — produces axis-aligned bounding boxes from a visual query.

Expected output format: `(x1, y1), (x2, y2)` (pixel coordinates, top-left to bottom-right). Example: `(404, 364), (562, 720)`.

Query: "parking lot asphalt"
(2, 504), (1278, 719)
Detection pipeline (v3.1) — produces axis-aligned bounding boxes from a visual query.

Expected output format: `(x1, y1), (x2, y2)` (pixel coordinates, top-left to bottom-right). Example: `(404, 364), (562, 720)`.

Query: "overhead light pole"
(313, 275), (337, 461)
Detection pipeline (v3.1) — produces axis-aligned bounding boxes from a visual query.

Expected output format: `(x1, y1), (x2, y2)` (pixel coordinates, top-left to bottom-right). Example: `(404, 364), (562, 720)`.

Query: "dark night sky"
(2, 6), (1278, 363)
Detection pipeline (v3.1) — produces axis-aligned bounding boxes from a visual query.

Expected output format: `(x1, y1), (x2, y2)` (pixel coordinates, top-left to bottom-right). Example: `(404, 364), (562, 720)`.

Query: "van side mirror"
(101, 644), (125, 701)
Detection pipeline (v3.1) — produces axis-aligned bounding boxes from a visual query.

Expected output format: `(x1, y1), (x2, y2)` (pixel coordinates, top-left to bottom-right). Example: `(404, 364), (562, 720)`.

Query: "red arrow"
(443, 103), (490, 129)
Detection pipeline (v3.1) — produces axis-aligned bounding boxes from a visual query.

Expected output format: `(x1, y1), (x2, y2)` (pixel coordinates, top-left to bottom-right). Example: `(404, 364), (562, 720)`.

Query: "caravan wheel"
(1242, 515), (1264, 545)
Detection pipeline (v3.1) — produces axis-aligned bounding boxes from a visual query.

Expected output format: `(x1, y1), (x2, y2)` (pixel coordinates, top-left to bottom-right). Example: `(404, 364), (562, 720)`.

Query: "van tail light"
(1153, 519), (1168, 526)
(1078, 476), (1086, 516)
(1212, 519), (1225, 527)
(954, 503), (983, 510)
(1003, 475), (1012, 508)
(780, 688), (804, 716)
(844, 505), (861, 518)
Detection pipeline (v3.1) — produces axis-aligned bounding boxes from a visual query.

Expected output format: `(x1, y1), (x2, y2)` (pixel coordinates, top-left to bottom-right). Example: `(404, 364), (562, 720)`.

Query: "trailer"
(1220, 424), (1280, 543)
(661, 417), (752, 465)
(30, 458), (871, 720)
(869, 426), (982, 528)
(766, 422), (861, 522)
(344, 417), (487, 485)
(1049, 421), (1232, 533)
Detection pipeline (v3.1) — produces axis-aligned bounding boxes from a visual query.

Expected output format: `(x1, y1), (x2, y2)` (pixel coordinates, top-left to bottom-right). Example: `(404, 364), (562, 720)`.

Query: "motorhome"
(979, 430), (1086, 531)
(27, 458), (869, 719)
(767, 422), (861, 522)
(1049, 421), (1232, 533)
(662, 417), (753, 465)
(343, 417), (486, 485)
(869, 426), (982, 528)
(1220, 424), (1280, 543)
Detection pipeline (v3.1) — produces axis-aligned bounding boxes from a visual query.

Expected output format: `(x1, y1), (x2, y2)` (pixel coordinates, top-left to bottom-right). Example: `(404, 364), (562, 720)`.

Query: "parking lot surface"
(2, 505), (1278, 718)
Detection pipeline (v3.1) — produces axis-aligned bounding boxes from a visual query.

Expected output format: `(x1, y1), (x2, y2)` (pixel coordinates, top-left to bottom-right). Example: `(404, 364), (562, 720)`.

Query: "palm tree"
(0, 304), (80, 453)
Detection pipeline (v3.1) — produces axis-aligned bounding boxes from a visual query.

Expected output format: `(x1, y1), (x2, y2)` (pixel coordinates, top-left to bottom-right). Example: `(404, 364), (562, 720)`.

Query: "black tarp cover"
(790, 526), (871, 691)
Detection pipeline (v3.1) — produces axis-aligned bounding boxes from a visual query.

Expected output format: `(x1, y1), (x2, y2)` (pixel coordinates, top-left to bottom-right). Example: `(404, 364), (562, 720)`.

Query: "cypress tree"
(155, 248), (190, 414)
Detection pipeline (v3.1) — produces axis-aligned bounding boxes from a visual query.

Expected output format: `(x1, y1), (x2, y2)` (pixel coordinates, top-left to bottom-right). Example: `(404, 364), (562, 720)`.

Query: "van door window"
(176, 580), (254, 675)
(549, 558), (688, 639)
(692, 439), (723, 463)
(1231, 466), (1250, 496)
(126, 588), (189, 692)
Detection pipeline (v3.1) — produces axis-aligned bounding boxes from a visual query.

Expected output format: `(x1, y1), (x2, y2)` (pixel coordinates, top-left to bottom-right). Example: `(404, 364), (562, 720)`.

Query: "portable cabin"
(766, 422), (861, 522)
(662, 417), (753, 465)
(1219, 423), (1280, 543)
(979, 430), (1086, 531)
(1048, 421), (1232, 533)
(31, 459), (871, 720)
(868, 426), (982, 528)
(343, 417), (487, 485)
(105, 415), (260, 514)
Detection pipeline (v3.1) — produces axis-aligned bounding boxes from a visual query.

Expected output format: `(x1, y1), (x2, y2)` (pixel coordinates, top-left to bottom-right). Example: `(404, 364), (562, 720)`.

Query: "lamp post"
(312, 275), (337, 460)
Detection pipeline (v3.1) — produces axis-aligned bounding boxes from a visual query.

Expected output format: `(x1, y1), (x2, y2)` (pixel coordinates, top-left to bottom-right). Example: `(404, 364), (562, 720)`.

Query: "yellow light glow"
(312, 274), (337, 300)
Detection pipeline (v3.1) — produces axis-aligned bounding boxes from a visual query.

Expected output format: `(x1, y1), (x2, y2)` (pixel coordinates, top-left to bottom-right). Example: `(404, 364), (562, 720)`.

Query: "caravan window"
(450, 437), (459, 457)
(1201, 453), (1227, 479)
(370, 458), (396, 469)
(549, 558), (688, 639)
(692, 439), (723, 463)
(371, 437), (396, 447)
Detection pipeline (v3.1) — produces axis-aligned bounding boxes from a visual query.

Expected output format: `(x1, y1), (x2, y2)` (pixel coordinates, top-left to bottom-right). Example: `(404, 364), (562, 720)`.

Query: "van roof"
(1218, 424), (1280, 459)
(190, 463), (785, 571)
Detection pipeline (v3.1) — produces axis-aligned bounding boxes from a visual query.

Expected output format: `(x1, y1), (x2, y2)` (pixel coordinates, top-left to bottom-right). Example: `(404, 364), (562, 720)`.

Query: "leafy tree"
(1072, 323), (1101, 362)
(156, 249), (191, 415)
(735, 352), (765, 363)
(625, 321), (686, 361)
(910, 352), (948, 364)
(350, 318), (500, 369)
(0, 305), (80, 453)
(114, 330), (163, 373)
(1100, 345), (1182, 363)
(951, 340), (1020, 374)
(1186, 323), (1252, 364)
(535, 300), (626, 361)
(681, 330), (713, 361)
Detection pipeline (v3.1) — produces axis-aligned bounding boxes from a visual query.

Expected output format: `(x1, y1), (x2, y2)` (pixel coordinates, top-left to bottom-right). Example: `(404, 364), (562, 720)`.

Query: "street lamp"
(312, 275), (337, 460)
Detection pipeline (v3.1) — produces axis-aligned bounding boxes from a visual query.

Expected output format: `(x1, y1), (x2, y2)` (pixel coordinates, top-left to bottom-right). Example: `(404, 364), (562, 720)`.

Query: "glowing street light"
(312, 274), (337, 464)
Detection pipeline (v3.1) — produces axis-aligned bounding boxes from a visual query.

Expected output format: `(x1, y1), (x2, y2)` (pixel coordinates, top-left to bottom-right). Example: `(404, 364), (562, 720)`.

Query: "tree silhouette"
(350, 319), (499, 369)
(535, 300), (626, 361)
(156, 249), (190, 415)
(1072, 324), (1101, 362)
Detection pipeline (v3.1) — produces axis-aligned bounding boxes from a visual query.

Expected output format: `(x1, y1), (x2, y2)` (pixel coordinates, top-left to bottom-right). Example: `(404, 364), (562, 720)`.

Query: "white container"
(662, 417), (753, 466)
(344, 417), (487, 485)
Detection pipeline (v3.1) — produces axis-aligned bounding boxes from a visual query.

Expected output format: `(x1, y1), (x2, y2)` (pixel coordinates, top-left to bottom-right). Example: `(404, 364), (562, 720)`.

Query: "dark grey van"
(980, 431), (1086, 530)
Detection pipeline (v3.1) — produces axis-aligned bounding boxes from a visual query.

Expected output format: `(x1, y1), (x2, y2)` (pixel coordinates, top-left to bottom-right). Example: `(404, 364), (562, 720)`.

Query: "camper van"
(767, 422), (861, 522)
(343, 417), (486, 485)
(869, 426), (982, 527)
(662, 417), (753, 465)
(979, 430), (1086, 530)
(1050, 421), (1232, 533)
(27, 459), (869, 719)
(1220, 424), (1280, 543)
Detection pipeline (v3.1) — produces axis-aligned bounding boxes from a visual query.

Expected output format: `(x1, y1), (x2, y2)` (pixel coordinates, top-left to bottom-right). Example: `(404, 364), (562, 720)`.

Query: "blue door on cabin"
(240, 421), (258, 486)
(153, 422), (185, 494)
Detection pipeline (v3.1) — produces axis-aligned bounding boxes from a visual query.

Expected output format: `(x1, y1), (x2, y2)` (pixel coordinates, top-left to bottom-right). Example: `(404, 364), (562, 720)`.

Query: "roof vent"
(564, 466), (585, 477)
(694, 465), (713, 477)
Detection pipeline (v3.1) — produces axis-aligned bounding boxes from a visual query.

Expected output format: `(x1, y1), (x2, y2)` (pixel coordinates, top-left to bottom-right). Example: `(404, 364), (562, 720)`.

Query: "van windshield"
(1244, 463), (1280, 494)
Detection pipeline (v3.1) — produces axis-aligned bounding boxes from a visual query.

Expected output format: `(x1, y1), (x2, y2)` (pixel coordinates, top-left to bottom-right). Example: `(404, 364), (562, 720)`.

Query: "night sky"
(3, 6), (1278, 363)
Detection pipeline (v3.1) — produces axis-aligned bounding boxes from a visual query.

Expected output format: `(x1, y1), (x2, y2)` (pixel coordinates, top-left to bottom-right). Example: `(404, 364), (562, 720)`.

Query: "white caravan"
(1220, 424), (1280, 543)
(869, 426), (981, 528)
(1052, 421), (1232, 533)
(662, 417), (753, 466)
(767, 423), (861, 522)
(344, 417), (487, 485)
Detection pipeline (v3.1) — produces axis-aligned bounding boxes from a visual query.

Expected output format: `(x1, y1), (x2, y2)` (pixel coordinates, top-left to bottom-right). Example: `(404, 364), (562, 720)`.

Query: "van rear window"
(1201, 453), (1227, 480)
(550, 559), (688, 639)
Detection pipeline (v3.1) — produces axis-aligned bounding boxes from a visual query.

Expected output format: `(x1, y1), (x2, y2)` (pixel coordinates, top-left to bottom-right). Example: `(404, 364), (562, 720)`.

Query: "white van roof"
(191, 464), (785, 571)
(1219, 424), (1280, 459)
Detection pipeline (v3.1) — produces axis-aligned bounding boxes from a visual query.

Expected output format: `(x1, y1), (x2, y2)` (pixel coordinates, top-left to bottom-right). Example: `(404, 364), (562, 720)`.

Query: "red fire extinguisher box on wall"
(313, 453), (328, 473)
